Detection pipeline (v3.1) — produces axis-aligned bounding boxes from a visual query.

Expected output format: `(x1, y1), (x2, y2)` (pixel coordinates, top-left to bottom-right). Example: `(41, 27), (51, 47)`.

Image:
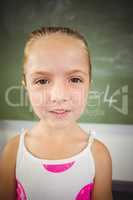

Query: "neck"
(33, 119), (81, 142)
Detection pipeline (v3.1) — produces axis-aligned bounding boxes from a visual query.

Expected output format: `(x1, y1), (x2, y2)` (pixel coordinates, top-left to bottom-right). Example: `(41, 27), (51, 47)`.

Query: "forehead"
(25, 33), (89, 74)
(29, 33), (86, 50)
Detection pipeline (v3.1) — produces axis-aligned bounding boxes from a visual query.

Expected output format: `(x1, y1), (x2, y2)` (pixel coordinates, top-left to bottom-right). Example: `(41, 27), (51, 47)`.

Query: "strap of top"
(18, 128), (28, 155)
(16, 128), (26, 169)
(20, 128), (26, 145)
(88, 129), (96, 147)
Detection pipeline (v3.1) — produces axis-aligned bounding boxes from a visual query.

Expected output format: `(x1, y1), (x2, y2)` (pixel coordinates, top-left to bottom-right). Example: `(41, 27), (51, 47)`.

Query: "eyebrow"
(31, 69), (88, 77)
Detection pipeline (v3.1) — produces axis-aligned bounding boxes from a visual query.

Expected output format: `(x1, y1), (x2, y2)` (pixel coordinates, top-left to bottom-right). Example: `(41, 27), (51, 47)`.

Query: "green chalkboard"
(0, 0), (133, 124)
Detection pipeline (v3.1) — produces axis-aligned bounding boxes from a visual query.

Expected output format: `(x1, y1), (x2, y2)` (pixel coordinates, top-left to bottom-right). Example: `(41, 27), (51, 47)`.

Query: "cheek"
(71, 88), (88, 111)
(28, 90), (47, 108)
(72, 88), (87, 103)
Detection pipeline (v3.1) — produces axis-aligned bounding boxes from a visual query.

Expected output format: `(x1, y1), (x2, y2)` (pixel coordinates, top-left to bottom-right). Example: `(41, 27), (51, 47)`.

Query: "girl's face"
(24, 33), (90, 128)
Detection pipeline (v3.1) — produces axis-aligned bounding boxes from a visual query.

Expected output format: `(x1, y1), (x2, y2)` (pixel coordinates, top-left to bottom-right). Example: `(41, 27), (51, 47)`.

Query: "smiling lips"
(50, 109), (70, 113)
(52, 109), (70, 114)
(49, 109), (71, 118)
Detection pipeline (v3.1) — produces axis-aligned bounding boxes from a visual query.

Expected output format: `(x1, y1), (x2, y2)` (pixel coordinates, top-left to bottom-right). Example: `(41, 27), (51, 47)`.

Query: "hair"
(22, 26), (92, 87)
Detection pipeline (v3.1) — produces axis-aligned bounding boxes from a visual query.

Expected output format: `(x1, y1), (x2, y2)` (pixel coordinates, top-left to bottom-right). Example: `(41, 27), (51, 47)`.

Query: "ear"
(88, 79), (93, 90)
(21, 80), (27, 89)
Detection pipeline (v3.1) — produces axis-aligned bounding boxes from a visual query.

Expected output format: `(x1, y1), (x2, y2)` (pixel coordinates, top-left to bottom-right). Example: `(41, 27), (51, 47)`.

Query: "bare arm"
(91, 139), (113, 200)
(0, 135), (19, 200)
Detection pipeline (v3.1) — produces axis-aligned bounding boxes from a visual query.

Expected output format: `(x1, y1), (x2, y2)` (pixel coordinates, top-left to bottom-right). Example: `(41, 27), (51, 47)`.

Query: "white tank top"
(16, 128), (96, 200)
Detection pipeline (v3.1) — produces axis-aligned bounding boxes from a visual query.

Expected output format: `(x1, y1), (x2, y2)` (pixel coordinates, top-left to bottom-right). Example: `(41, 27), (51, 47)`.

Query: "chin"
(48, 119), (71, 129)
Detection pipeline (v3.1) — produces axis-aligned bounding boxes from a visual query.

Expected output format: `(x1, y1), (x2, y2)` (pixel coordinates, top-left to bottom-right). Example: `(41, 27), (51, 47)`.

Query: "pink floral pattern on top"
(75, 182), (94, 200)
(43, 161), (75, 173)
(16, 178), (27, 200)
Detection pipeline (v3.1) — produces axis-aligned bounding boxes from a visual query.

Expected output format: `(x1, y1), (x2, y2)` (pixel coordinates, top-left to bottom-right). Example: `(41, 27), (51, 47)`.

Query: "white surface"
(0, 120), (133, 181)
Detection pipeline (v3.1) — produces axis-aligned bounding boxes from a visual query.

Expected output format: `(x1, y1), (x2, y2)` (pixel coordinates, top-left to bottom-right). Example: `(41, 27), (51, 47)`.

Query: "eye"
(70, 77), (83, 83)
(35, 79), (49, 85)
(34, 77), (83, 86)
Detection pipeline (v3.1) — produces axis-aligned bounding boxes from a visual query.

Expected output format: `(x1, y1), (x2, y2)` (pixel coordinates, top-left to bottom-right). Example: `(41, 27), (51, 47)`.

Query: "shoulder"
(0, 133), (20, 161)
(91, 138), (113, 199)
(92, 138), (112, 165)
(0, 133), (20, 199)
(91, 137), (112, 180)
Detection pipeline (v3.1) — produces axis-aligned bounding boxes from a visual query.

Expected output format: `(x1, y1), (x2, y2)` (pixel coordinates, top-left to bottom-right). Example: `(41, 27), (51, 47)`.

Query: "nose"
(50, 80), (69, 103)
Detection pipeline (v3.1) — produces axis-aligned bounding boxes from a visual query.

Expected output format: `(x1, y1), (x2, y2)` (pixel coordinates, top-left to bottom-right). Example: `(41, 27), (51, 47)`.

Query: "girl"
(0, 26), (112, 200)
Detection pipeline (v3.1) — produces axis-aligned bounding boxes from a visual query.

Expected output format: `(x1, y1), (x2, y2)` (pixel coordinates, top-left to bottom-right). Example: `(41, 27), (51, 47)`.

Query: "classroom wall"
(0, 120), (133, 182)
(0, 0), (133, 124)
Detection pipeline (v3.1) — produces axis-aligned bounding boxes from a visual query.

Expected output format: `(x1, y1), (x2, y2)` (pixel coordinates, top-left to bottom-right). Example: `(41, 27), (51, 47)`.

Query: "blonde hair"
(22, 26), (92, 87)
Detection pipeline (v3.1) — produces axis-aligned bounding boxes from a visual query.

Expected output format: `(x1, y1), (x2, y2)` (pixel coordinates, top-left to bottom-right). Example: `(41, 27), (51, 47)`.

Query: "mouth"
(52, 109), (70, 113)
(49, 110), (71, 118)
